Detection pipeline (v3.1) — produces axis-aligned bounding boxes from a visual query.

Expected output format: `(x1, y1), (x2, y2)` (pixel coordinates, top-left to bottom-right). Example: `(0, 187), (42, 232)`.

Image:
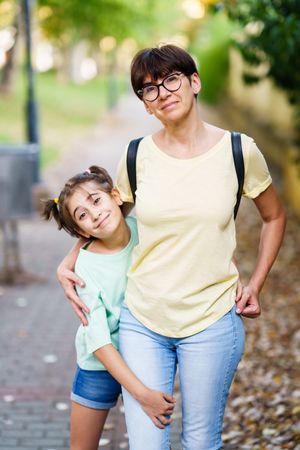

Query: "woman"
(58, 45), (286, 450)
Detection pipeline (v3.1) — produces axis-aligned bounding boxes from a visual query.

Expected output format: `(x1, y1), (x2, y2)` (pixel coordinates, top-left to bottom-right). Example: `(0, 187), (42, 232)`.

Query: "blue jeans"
(119, 305), (245, 450)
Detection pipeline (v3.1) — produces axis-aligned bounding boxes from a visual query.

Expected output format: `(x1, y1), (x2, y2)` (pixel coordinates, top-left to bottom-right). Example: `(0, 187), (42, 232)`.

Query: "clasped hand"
(138, 387), (176, 429)
(235, 279), (261, 318)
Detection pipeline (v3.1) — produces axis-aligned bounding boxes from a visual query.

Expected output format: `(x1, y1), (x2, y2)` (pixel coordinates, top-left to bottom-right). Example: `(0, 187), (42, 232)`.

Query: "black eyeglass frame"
(137, 72), (185, 102)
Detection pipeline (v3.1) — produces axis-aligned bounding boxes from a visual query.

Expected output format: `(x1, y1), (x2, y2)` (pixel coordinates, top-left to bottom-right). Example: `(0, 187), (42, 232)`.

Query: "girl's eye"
(94, 197), (101, 205)
(79, 212), (86, 220)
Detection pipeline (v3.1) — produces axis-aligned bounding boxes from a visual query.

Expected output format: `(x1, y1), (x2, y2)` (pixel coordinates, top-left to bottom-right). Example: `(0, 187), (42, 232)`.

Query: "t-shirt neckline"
(148, 131), (230, 164)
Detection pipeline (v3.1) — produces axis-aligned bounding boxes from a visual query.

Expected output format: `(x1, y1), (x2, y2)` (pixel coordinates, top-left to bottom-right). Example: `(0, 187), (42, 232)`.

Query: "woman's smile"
(161, 101), (178, 111)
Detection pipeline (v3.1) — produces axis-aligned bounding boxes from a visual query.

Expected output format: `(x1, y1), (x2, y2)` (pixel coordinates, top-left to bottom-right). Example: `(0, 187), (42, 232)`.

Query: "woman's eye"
(166, 75), (178, 83)
(145, 86), (156, 94)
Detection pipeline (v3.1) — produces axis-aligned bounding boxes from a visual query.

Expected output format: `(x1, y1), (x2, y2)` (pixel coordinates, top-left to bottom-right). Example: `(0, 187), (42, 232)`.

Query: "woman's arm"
(236, 184), (286, 317)
(57, 239), (90, 325)
(94, 345), (176, 428)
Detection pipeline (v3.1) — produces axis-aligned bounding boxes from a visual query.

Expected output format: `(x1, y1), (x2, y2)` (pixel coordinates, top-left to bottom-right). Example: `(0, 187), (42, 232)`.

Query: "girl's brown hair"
(42, 166), (113, 239)
(131, 44), (198, 99)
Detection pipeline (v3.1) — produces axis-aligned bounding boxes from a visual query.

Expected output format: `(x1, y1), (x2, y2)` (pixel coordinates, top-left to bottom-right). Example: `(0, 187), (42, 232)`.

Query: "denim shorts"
(71, 366), (122, 409)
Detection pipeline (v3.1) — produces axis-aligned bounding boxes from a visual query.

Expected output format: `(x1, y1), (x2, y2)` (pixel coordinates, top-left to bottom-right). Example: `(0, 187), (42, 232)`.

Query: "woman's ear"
(111, 188), (123, 206)
(191, 73), (201, 95)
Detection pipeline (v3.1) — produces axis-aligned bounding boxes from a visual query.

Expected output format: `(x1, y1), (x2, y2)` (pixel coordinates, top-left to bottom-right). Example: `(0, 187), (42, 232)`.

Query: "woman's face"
(141, 71), (201, 125)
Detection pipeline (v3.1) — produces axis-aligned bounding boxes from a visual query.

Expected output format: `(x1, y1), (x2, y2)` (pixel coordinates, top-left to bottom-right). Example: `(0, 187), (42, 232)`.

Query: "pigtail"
(41, 199), (63, 231)
(88, 165), (113, 191)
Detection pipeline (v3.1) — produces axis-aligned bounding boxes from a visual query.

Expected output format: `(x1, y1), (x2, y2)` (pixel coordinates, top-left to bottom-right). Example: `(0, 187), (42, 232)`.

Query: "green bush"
(190, 12), (235, 104)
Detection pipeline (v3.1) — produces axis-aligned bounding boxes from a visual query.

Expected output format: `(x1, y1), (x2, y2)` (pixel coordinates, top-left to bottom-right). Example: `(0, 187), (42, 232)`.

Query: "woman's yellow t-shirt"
(116, 132), (272, 338)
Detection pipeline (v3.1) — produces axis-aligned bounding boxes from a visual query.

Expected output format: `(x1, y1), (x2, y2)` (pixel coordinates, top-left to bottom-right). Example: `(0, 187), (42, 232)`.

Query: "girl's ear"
(111, 188), (123, 206)
(75, 228), (90, 239)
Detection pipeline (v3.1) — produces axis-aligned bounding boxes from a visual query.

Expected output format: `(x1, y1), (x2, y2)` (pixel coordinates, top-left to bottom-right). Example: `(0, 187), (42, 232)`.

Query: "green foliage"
(37, 0), (183, 46)
(38, 0), (138, 43)
(0, 0), (17, 27)
(190, 13), (235, 103)
(222, 0), (300, 157)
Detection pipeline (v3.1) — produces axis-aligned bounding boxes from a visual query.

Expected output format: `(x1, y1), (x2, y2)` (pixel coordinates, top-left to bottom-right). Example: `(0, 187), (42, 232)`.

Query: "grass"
(0, 69), (127, 169)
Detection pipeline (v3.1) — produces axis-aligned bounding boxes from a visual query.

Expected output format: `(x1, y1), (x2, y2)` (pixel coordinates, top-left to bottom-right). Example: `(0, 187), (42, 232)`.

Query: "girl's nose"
(92, 209), (101, 220)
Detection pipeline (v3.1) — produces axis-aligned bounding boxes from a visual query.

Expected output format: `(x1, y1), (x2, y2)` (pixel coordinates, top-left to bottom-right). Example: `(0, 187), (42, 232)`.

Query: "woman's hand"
(235, 284), (261, 318)
(57, 264), (90, 326)
(138, 388), (176, 429)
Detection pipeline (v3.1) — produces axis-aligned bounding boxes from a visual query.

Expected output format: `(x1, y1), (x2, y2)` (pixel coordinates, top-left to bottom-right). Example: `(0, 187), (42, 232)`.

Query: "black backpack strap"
(231, 132), (245, 220)
(126, 137), (143, 203)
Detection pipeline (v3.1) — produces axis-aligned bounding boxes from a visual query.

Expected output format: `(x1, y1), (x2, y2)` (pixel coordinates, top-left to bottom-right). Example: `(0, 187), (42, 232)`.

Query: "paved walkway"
(0, 94), (298, 450)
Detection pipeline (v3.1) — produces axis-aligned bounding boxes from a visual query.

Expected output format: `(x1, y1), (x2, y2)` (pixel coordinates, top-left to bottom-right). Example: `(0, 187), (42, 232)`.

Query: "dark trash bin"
(0, 144), (38, 220)
(0, 144), (39, 283)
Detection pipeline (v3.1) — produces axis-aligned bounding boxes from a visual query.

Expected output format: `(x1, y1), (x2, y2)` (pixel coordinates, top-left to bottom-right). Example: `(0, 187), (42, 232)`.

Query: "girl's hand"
(57, 265), (90, 325)
(138, 388), (176, 429)
(235, 284), (261, 318)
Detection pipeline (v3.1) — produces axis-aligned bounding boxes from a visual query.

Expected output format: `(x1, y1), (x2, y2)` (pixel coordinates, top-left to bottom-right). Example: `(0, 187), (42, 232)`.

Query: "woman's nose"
(158, 85), (170, 99)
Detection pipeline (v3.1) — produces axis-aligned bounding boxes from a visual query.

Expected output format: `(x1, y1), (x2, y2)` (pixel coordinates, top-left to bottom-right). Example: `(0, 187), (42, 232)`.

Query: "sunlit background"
(0, 3), (299, 449)
(0, 0), (299, 211)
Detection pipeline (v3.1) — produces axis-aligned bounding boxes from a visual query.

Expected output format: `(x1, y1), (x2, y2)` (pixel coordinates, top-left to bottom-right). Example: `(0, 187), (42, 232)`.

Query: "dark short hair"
(131, 44), (198, 99)
(42, 166), (114, 239)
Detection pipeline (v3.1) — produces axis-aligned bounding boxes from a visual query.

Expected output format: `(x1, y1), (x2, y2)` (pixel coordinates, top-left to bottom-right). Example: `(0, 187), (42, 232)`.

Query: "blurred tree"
(36, 0), (185, 82)
(37, 0), (183, 46)
(0, 0), (20, 92)
(190, 12), (234, 103)
(222, 0), (300, 155)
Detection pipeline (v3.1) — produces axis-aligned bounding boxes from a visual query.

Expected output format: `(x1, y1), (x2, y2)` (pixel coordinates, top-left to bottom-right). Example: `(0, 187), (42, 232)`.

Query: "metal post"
(23, 0), (39, 182)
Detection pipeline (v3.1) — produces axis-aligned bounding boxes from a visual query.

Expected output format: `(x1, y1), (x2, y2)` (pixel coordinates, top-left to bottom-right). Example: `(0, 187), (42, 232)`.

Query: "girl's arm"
(77, 277), (176, 428)
(94, 344), (175, 429)
(57, 239), (90, 325)
(236, 184), (286, 317)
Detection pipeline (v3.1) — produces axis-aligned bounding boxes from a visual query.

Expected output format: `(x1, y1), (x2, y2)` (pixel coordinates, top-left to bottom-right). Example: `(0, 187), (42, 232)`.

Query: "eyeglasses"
(137, 72), (185, 102)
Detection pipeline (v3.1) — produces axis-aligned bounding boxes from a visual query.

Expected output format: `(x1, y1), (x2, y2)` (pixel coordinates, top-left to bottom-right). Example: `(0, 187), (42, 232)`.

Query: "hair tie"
(84, 168), (91, 174)
(54, 197), (59, 204)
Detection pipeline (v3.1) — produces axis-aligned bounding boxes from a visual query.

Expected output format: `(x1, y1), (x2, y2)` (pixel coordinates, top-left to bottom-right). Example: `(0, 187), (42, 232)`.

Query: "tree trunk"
(0, 11), (21, 94)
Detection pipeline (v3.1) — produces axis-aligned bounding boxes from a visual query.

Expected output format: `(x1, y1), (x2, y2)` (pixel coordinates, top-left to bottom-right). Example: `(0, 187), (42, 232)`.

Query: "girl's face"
(142, 72), (201, 125)
(67, 181), (123, 239)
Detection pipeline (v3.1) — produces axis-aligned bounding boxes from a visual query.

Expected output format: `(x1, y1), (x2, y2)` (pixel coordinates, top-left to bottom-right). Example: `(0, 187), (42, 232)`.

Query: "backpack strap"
(127, 134), (245, 219)
(231, 132), (245, 220)
(126, 137), (143, 203)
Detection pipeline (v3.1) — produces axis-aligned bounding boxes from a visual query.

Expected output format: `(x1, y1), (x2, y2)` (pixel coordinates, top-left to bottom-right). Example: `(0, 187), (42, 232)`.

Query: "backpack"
(126, 132), (244, 220)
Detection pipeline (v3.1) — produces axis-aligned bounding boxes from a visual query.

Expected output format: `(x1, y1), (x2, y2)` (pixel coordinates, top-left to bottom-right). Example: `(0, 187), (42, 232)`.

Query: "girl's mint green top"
(74, 216), (138, 370)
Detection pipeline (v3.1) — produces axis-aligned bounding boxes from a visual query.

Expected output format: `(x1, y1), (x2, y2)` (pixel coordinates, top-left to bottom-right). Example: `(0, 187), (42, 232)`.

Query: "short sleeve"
(115, 147), (134, 203)
(75, 266), (112, 354)
(242, 136), (272, 199)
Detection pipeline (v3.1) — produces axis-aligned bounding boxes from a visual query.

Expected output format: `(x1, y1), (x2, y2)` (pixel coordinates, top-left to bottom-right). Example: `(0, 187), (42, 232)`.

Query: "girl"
(42, 165), (175, 450)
